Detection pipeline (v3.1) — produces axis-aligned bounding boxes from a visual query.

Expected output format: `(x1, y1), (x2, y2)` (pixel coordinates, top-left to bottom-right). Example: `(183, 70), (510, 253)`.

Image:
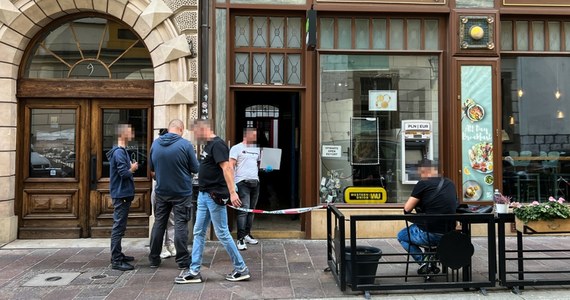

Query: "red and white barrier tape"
(228, 204), (328, 215)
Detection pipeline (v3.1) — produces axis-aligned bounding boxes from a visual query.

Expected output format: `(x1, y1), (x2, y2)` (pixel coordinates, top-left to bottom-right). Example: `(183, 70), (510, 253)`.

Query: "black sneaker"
(417, 263), (440, 275)
(112, 261), (134, 271)
(122, 255), (135, 262)
(149, 259), (161, 268)
(175, 270), (203, 284)
(225, 267), (251, 282)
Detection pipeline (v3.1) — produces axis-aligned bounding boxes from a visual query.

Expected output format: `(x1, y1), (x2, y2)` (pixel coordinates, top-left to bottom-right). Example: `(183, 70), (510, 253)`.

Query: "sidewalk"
(1, 237), (569, 299)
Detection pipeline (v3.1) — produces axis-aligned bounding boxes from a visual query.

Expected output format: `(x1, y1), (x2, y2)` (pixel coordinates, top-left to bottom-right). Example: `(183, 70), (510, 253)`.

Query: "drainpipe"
(198, 0), (210, 120)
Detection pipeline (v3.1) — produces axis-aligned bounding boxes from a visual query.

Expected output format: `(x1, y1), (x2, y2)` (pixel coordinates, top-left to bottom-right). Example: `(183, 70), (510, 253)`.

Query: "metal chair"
(403, 220), (446, 282)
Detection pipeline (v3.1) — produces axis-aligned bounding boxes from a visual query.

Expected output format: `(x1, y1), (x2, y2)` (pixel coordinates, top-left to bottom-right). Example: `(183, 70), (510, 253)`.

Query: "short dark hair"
(419, 159), (438, 169)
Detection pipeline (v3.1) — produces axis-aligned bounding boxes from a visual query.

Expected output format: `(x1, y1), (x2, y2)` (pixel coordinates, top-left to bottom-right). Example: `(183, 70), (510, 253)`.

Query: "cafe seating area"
(503, 151), (570, 202)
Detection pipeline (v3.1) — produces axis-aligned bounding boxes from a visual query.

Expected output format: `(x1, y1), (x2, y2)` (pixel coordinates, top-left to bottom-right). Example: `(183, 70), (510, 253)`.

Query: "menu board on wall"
(461, 66), (493, 202)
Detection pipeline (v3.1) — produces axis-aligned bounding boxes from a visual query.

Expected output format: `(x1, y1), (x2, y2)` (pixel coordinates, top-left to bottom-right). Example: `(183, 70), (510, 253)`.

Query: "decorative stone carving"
(164, 0), (198, 12)
(0, 0), (20, 25)
(141, 0), (173, 29)
(459, 15), (495, 50)
(161, 34), (191, 62)
(163, 81), (195, 105)
(174, 10), (198, 31)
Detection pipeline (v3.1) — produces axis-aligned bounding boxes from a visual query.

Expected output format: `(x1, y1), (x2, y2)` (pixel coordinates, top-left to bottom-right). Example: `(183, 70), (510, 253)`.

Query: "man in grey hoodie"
(148, 119), (200, 269)
(106, 124), (138, 271)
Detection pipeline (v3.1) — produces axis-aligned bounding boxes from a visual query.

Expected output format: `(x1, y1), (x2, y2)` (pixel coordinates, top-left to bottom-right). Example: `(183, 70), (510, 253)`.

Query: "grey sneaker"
(225, 267), (251, 282)
(237, 239), (247, 250)
(175, 270), (202, 284)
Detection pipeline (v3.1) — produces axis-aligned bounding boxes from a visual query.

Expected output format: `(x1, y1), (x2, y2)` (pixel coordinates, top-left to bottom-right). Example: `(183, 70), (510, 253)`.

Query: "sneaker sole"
(245, 241), (258, 245)
(226, 274), (250, 282)
(174, 278), (202, 284)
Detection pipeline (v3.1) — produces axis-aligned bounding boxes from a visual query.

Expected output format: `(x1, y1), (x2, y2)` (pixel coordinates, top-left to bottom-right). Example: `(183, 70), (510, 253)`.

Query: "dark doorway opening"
(234, 91), (301, 234)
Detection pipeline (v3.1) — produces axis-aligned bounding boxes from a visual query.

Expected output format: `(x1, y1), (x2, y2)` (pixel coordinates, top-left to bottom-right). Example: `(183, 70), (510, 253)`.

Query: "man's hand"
(130, 161), (139, 173)
(230, 191), (241, 207)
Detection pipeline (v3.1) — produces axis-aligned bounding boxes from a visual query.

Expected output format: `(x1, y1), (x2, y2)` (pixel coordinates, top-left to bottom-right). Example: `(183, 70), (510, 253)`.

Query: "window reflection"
(24, 17), (153, 79)
(29, 109), (76, 178)
(102, 109), (148, 178)
(502, 57), (570, 202)
(319, 55), (439, 203)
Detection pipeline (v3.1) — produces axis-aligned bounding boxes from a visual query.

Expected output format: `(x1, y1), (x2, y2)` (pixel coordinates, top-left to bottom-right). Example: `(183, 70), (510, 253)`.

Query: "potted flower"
(512, 197), (570, 233)
(494, 194), (511, 214)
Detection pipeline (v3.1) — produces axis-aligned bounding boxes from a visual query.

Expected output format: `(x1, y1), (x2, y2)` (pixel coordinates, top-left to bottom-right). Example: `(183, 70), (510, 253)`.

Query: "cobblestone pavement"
(1, 237), (570, 299)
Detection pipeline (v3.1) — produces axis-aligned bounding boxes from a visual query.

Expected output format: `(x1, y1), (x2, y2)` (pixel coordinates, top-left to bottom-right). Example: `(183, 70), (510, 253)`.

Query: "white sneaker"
(167, 244), (177, 257)
(237, 239), (247, 250)
(244, 235), (259, 245)
(160, 246), (172, 259)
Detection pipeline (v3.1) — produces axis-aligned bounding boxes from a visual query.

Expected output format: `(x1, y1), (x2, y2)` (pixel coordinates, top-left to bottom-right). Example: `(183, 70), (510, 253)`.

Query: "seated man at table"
(397, 159), (458, 275)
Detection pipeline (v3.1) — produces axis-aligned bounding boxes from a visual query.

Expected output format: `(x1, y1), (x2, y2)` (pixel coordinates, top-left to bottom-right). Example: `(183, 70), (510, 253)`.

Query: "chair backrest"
(548, 151), (560, 160)
(518, 151), (532, 167)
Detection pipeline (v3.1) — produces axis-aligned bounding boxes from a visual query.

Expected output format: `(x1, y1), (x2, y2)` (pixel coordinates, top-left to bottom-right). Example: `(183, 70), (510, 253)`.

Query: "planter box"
(515, 217), (570, 234)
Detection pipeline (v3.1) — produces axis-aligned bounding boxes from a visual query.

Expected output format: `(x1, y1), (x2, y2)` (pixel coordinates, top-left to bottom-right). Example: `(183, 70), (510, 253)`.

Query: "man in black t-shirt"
(175, 119), (251, 284)
(397, 159), (458, 275)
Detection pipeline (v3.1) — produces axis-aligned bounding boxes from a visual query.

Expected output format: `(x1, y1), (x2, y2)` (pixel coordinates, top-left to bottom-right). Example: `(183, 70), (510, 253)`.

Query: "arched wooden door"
(16, 16), (154, 238)
(18, 97), (152, 238)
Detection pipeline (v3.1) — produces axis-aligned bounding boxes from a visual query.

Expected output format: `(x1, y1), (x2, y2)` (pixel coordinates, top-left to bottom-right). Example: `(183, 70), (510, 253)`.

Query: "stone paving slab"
(1, 237), (570, 299)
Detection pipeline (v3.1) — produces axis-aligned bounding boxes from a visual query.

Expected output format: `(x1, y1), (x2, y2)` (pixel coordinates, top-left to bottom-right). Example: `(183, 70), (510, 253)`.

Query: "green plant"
(512, 197), (570, 223)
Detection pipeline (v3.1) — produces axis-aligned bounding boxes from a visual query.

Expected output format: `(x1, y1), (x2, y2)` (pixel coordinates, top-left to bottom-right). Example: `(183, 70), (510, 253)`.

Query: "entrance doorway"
(234, 91), (301, 235)
(18, 99), (152, 238)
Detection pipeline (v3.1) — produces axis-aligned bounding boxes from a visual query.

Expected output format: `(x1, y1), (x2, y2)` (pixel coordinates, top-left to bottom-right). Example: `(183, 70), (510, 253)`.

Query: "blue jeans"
(397, 224), (443, 262)
(111, 196), (133, 263)
(236, 180), (260, 240)
(149, 194), (193, 266)
(190, 192), (247, 273)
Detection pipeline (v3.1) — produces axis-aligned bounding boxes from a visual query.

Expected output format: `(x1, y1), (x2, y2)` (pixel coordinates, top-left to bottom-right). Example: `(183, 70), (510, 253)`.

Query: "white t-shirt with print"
(229, 142), (260, 184)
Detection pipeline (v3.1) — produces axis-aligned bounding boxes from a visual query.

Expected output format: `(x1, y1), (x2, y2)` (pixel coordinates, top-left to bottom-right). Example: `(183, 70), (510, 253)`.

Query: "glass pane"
(565, 22), (570, 51)
(270, 17), (284, 48)
(235, 53), (249, 84)
(320, 18), (334, 49)
(30, 109), (76, 178)
(390, 19), (404, 50)
(372, 19), (387, 50)
(424, 20), (439, 50)
(532, 21), (545, 51)
(287, 17), (302, 48)
(252, 53), (267, 84)
(500, 57), (570, 203)
(548, 22), (561, 51)
(500, 21), (513, 51)
(270, 54), (284, 84)
(24, 17), (153, 79)
(407, 19), (421, 50)
(102, 109), (148, 178)
(235, 16), (250, 47)
(355, 19), (369, 49)
(516, 21), (529, 51)
(287, 54), (301, 85)
(337, 18), (352, 49)
(456, 0), (494, 8)
(253, 17), (268, 47)
(319, 54), (439, 203)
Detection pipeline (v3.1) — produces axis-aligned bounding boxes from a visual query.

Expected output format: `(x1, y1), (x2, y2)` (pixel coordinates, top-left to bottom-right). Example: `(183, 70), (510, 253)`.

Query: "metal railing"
(327, 205), (497, 293)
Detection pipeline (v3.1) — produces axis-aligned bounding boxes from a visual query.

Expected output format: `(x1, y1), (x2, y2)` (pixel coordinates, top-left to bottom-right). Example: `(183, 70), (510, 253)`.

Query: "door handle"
(90, 155), (97, 190)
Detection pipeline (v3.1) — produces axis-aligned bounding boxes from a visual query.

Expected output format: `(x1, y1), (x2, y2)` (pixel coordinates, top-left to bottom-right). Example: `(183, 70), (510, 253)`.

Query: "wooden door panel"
(18, 100), (88, 238)
(89, 100), (152, 238)
(89, 188), (151, 238)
